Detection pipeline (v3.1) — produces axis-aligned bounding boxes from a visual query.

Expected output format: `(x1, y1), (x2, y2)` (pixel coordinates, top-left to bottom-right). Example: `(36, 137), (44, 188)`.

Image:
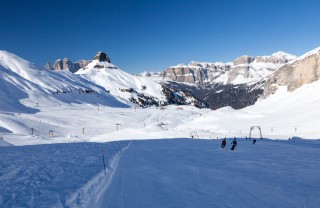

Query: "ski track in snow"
(66, 141), (131, 208)
(0, 141), (130, 208)
(99, 139), (320, 208)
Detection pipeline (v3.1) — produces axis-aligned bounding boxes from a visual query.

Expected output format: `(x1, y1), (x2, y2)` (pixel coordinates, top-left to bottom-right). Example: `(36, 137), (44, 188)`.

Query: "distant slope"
(0, 50), (128, 113)
(76, 58), (167, 107)
(178, 80), (320, 140)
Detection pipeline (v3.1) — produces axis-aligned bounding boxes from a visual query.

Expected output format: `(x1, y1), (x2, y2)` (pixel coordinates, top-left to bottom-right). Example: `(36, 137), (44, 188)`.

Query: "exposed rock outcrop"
(262, 48), (320, 98)
(233, 55), (255, 65)
(62, 58), (74, 72)
(76, 60), (90, 69)
(227, 65), (250, 83)
(255, 56), (287, 64)
(53, 59), (63, 70)
(51, 58), (87, 73)
(45, 62), (52, 70)
(94, 52), (111, 63)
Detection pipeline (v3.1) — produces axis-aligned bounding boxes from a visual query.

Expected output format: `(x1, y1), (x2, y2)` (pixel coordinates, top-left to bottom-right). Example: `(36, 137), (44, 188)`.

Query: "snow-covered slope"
(178, 80), (320, 140)
(0, 80), (319, 146)
(76, 59), (166, 106)
(1, 139), (319, 207)
(0, 50), (127, 113)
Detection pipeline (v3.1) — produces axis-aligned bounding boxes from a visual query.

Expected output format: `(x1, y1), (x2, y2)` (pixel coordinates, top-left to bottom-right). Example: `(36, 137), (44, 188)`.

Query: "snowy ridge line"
(65, 141), (131, 208)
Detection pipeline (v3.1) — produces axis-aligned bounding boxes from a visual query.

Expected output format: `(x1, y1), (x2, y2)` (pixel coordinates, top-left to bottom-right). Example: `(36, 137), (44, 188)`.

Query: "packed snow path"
(1, 139), (320, 207)
(99, 139), (320, 208)
(0, 141), (130, 208)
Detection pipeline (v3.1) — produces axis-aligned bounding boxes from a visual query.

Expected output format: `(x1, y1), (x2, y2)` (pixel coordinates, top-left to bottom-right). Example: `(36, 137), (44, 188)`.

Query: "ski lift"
(249, 126), (263, 140)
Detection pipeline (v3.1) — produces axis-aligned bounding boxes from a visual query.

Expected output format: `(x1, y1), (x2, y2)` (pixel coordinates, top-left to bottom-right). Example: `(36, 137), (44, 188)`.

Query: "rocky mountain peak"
(52, 59), (63, 70)
(45, 62), (52, 70)
(93, 52), (111, 63)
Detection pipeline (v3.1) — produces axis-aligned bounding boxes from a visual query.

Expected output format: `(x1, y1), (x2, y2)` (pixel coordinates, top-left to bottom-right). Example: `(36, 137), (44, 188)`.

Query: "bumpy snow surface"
(1, 139), (319, 207)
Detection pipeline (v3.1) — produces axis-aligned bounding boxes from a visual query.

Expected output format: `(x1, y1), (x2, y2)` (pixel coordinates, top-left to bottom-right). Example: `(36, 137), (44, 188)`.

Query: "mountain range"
(1, 46), (319, 112)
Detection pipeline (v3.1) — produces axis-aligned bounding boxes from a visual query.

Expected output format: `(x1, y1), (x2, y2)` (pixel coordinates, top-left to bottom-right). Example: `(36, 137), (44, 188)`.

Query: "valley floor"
(1, 138), (320, 208)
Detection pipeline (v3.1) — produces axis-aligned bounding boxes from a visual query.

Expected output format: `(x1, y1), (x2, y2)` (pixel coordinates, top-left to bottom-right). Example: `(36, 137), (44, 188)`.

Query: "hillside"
(0, 50), (128, 113)
(75, 53), (166, 107)
(263, 47), (320, 98)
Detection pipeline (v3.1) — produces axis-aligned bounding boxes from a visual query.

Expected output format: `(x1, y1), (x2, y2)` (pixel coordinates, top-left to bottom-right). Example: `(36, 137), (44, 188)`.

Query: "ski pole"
(101, 148), (106, 176)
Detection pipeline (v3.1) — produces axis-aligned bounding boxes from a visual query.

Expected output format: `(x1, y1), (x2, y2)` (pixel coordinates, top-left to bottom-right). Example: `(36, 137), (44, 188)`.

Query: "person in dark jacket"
(221, 138), (227, 148)
(231, 138), (237, 150)
(253, 139), (257, 144)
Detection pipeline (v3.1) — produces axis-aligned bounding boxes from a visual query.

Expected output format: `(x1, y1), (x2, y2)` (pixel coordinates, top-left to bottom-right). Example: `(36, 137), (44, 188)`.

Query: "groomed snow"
(1, 139), (319, 207)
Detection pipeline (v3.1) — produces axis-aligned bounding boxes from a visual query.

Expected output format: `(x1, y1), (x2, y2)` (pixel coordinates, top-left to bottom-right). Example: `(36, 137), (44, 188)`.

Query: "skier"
(221, 138), (227, 148)
(231, 138), (237, 150)
(253, 138), (256, 144)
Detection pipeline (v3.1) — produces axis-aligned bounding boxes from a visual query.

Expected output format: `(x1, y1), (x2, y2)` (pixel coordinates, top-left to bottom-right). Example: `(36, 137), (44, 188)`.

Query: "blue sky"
(1, 0), (320, 73)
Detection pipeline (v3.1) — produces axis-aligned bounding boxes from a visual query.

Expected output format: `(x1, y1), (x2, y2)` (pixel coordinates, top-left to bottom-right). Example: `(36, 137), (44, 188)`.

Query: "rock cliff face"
(262, 48), (320, 98)
(45, 62), (52, 70)
(50, 58), (90, 73)
(93, 52), (111, 62)
(52, 59), (63, 70)
(159, 52), (296, 87)
(233, 55), (254, 65)
(161, 63), (230, 86)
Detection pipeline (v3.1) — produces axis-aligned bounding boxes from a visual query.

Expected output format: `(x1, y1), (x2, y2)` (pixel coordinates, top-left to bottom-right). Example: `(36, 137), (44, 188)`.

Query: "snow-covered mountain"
(44, 50), (299, 110)
(46, 52), (206, 107)
(0, 50), (128, 113)
(157, 51), (297, 86)
(147, 51), (298, 110)
(75, 52), (166, 107)
(2, 47), (319, 113)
